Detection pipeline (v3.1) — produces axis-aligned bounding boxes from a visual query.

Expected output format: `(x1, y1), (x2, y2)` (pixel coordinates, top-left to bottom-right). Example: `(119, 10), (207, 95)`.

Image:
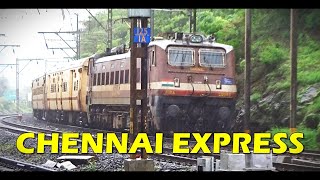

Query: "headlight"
(174, 78), (180, 87)
(216, 80), (221, 89)
(189, 35), (203, 43)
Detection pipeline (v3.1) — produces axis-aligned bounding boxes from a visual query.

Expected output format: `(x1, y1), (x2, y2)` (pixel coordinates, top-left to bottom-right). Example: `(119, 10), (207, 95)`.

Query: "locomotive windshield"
(199, 48), (226, 68)
(168, 47), (194, 66)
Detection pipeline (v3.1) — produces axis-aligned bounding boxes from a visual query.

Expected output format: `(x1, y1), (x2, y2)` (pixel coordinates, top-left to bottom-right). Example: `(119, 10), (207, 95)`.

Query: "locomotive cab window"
(199, 48), (226, 68)
(167, 47), (194, 66)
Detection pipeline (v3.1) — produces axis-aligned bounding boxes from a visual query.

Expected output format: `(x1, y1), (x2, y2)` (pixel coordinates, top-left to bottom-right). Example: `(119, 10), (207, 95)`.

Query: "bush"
(259, 44), (288, 65)
(250, 92), (262, 104)
(317, 126), (320, 145)
(303, 113), (320, 129)
(269, 126), (319, 150)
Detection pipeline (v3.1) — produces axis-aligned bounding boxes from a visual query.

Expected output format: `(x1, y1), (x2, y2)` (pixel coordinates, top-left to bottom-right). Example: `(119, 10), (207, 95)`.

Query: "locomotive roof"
(148, 39), (233, 53)
(95, 39), (233, 63)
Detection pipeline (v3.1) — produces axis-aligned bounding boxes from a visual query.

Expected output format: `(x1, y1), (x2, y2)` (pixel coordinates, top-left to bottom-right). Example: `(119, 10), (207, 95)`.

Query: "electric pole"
(290, 9), (298, 134)
(107, 9), (113, 49)
(128, 9), (151, 160)
(244, 9), (251, 134)
(76, 13), (80, 60)
(188, 9), (197, 33)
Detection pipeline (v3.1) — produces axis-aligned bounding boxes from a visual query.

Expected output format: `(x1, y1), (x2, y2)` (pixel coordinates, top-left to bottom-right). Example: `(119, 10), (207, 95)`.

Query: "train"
(32, 32), (237, 134)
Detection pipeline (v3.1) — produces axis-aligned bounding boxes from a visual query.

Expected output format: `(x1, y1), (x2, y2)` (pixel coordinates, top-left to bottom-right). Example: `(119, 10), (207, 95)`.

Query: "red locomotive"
(32, 32), (237, 134)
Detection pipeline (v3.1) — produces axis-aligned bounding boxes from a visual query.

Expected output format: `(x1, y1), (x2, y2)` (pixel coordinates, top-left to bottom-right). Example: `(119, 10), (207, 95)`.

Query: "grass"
(250, 92), (262, 104)
(305, 96), (320, 114)
(268, 125), (319, 150)
(84, 161), (98, 171)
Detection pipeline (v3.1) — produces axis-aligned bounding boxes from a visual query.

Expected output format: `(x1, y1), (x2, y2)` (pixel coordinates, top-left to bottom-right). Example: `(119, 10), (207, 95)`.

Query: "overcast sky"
(0, 9), (105, 90)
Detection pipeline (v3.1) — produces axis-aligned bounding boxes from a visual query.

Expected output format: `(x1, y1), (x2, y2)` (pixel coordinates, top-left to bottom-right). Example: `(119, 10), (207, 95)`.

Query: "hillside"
(66, 9), (320, 149)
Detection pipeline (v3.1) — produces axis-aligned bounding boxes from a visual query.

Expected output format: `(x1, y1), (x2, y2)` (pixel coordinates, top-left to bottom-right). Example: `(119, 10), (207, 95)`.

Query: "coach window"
(93, 74), (97, 86)
(125, 69), (129, 84)
(102, 73), (105, 85)
(97, 73), (101, 85)
(120, 70), (124, 84)
(115, 71), (119, 84)
(120, 62), (124, 68)
(106, 72), (110, 85)
(76, 80), (79, 90)
(110, 72), (114, 84)
(111, 64), (114, 69)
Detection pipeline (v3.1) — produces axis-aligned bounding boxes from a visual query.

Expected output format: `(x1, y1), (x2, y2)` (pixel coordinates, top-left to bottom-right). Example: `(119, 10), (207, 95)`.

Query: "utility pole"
(244, 9), (251, 134)
(192, 9), (196, 34)
(150, 10), (154, 38)
(124, 9), (154, 172)
(188, 9), (197, 34)
(290, 9), (298, 134)
(76, 13), (80, 60)
(16, 58), (19, 114)
(128, 9), (151, 160)
(189, 9), (192, 33)
(107, 9), (113, 49)
(15, 58), (46, 114)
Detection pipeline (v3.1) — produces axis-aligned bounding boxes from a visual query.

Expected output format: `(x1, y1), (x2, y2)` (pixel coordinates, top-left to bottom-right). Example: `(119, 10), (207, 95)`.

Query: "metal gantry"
(38, 13), (81, 60)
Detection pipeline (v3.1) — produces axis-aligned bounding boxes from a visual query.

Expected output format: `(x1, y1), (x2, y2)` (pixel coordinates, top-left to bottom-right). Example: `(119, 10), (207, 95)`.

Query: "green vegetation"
(79, 9), (320, 132)
(84, 161), (98, 171)
(269, 125), (319, 150)
(0, 97), (32, 114)
(302, 113), (320, 129)
(250, 92), (262, 104)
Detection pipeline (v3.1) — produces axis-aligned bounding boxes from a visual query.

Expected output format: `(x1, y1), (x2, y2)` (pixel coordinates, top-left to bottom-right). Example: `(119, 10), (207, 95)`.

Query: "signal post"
(124, 9), (154, 171)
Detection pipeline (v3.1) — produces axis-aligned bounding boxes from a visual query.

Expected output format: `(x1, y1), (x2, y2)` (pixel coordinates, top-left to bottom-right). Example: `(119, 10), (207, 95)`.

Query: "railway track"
(0, 156), (56, 171)
(1, 114), (320, 171)
(0, 115), (199, 166)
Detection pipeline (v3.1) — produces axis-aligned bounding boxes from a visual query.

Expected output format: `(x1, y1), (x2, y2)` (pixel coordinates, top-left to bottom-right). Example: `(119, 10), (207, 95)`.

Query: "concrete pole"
(244, 9), (251, 134)
(129, 18), (138, 159)
(290, 9), (298, 134)
(16, 58), (19, 114)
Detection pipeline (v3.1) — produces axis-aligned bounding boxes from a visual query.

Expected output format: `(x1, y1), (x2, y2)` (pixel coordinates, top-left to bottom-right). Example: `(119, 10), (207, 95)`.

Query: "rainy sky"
(0, 9), (105, 90)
